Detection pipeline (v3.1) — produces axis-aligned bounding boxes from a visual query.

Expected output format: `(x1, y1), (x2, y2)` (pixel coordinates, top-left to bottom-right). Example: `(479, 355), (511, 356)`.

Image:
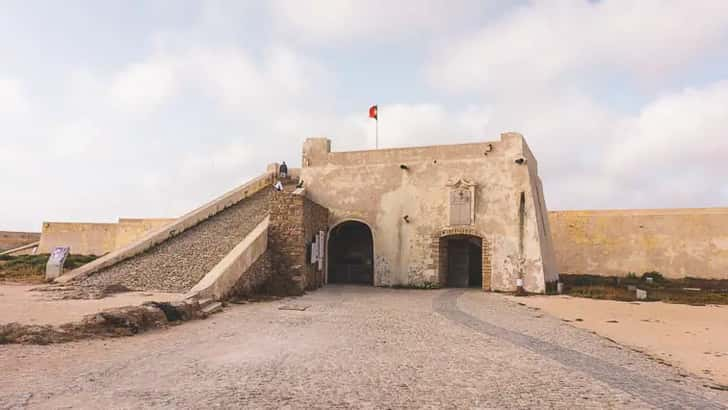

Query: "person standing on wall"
(279, 161), (288, 179)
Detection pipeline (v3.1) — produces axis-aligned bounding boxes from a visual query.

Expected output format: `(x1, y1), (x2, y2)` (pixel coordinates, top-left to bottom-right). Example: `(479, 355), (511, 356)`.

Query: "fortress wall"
(115, 218), (176, 249)
(549, 208), (728, 279)
(0, 231), (40, 251)
(267, 190), (329, 295)
(38, 222), (118, 255)
(37, 218), (176, 256)
(301, 133), (555, 293)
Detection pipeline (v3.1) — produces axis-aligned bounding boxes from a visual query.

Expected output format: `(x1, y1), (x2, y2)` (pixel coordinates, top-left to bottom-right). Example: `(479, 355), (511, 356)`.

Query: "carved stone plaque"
(450, 189), (472, 225)
(447, 178), (476, 226)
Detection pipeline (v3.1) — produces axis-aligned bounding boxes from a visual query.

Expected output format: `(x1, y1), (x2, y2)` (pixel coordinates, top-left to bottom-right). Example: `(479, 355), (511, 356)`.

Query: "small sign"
(49, 246), (70, 265)
(46, 246), (70, 280)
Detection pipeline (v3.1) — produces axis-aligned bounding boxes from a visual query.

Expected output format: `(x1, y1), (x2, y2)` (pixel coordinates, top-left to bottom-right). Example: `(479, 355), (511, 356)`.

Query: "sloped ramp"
(56, 172), (275, 292)
(82, 188), (272, 292)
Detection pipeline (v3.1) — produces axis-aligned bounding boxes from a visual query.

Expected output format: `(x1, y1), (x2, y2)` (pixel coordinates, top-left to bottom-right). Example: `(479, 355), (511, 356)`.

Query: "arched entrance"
(328, 221), (374, 285)
(433, 227), (492, 290)
(440, 235), (482, 287)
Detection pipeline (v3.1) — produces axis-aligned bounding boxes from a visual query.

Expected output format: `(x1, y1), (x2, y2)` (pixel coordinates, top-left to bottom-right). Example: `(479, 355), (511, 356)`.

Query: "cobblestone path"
(434, 289), (726, 410)
(82, 188), (272, 292)
(1, 286), (726, 409)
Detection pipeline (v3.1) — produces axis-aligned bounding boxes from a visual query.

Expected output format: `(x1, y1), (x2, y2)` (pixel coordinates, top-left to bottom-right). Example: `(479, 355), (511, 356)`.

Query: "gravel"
(1, 286), (725, 409)
(81, 188), (272, 292)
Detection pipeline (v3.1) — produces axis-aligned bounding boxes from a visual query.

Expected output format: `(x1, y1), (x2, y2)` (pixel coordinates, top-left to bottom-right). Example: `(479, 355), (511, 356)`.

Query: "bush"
(642, 271), (666, 283)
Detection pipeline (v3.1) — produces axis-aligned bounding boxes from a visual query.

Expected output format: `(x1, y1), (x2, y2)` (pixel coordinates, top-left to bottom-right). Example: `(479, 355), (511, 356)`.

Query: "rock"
(636, 288), (647, 300)
(78, 305), (168, 336)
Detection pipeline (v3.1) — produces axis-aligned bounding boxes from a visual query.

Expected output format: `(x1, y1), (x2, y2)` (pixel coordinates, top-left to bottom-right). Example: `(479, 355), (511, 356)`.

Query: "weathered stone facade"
(301, 132), (557, 293)
(267, 190), (329, 295)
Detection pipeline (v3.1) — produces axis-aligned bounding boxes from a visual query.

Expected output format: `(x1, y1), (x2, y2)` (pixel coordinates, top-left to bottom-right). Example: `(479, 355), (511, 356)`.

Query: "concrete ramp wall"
(57, 172), (275, 284)
(0, 241), (40, 256)
(186, 217), (270, 300)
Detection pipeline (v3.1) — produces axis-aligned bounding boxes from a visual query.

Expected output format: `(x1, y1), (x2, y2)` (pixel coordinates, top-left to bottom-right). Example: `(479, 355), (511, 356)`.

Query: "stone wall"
(230, 250), (272, 298)
(0, 231), (40, 252)
(115, 218), (176, 249)
(38, 218), (175, 255)
(38, 222), (118, 256)
(268, 190), (329, 295)
(303, 194), (329, 289)
(549, 208), (728, 279)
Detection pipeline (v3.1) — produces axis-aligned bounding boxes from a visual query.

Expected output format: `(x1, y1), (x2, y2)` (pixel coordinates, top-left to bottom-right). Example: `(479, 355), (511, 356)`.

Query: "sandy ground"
(506, 295), (728, 385)
(0, 283), (183, 326)
(1, 286), (726, 409)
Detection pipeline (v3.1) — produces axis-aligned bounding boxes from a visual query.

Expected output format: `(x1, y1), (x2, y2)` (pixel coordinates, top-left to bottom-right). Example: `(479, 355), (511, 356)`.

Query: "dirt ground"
(507, 294), (728, 385)
(0, 283), (183, 326)
(1, 286), (726, 409)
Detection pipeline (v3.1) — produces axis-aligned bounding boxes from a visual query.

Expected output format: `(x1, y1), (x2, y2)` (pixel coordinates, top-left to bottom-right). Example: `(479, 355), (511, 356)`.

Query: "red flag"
(369, 105), (378, 120)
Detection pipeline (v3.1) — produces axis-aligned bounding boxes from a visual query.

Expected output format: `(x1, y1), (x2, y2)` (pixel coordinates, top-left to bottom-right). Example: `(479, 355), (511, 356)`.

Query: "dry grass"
(0, 254), (97, 283)
(561, 274), (728, 305)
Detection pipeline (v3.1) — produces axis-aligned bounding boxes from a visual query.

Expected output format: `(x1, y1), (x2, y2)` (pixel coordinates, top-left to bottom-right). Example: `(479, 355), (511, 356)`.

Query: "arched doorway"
(439, 235), (484, 288)
(328, 221), (374, 285)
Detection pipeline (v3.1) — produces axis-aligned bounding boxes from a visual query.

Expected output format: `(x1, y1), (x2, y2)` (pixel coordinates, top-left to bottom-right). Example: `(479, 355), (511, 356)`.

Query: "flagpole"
(376, 116), (379, 149)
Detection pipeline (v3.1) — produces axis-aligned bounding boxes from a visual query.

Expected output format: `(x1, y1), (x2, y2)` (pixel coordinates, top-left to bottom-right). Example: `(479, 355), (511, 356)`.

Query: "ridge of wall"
(56, 171), (275, 283)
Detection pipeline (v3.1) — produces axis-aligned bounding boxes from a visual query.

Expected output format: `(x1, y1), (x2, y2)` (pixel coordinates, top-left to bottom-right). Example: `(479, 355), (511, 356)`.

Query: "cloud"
(426, 0), (728, 95)
(268, 0), (483, 44)
(49, 121), (99, 158)
(495, 80), (728, 211)
(3, 1), (728, 232)
(342, 103), (491, 150)
(604, 80), (728, 205)
(0, 77), (28, 114)
(107, 45), (328, 116)
(191, 46), (329, 112)
(109, 56), (181, 113)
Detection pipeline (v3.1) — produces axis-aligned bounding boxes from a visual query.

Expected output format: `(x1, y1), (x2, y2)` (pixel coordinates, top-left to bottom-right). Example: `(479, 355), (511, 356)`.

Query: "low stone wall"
(37, 218), (175, 256)
(268, 190), (329, 295)
(186, 217), (270, 300)
(0, 231), (40, 252)
(39, 222), (118, 255)
(549, 208), (728, 279)
(56, 172), (275, 284)
(115, 218), (176, 249)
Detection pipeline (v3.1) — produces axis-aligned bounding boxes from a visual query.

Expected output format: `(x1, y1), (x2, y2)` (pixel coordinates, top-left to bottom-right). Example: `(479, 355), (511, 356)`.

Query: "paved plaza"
(1, 286), (726, 409)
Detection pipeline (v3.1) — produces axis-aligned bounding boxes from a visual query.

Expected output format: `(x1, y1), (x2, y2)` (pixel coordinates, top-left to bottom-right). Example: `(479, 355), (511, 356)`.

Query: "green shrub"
(642, 271), (666, 283)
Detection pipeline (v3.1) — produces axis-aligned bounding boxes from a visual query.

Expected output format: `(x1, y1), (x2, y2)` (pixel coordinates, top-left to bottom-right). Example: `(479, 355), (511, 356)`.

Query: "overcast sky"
(2, 1), (728, 231)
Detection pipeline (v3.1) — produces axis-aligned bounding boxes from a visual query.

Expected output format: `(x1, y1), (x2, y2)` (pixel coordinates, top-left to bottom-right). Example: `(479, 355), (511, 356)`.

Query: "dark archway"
(328, 221), (374, 285)
(440, 235), (483, 288)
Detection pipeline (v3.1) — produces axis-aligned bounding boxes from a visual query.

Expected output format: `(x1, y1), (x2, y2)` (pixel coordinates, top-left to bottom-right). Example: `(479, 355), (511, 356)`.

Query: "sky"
(2, 0), (728, 232)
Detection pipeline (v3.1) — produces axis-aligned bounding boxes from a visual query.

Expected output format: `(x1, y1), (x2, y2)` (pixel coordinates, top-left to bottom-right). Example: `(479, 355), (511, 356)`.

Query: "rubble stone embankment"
(82, 188), (272, 292)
